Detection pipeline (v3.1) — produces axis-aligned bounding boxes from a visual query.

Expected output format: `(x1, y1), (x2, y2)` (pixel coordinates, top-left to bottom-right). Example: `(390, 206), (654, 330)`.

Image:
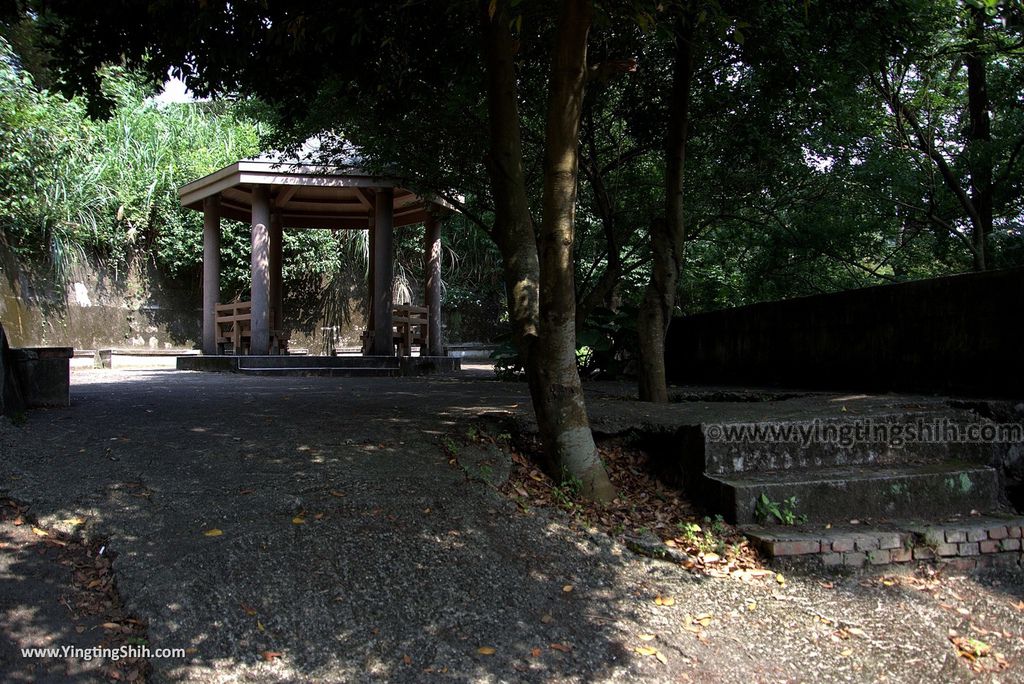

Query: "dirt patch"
(0, 499), (149, 682)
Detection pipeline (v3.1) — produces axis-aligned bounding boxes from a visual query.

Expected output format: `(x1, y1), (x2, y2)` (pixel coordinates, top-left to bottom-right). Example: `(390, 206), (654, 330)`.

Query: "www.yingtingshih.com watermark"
(21, 645), (185, 661)
(704, 419), (1023, 448)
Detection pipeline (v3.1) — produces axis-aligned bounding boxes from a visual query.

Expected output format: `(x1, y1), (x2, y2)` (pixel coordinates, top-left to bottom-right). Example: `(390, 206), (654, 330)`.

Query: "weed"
(754, 493), (807, 525)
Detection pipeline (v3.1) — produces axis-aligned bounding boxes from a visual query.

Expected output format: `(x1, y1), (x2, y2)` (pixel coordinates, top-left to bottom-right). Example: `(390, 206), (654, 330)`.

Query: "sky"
(153, 75), (195, 104)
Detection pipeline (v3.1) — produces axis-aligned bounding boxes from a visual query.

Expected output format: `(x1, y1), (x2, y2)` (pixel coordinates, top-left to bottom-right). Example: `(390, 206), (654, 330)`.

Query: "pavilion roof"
(178, 159), (433, 229)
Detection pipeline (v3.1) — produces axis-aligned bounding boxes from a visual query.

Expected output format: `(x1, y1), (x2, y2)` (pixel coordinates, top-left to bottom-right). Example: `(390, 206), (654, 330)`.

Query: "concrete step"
(237, 355), (401, 370)
(236, 367), (399, 378)
(701, 412), (998, 476)
(706, 461), (1000, 525)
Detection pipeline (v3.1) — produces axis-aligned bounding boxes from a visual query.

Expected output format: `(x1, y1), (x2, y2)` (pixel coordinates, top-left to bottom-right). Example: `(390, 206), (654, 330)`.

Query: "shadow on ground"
(0, 369), (1022, 682)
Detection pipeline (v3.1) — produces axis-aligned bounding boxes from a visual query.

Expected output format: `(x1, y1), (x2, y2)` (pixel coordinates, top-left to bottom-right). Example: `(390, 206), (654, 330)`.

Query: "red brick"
(1000, 538), (1021, 552)
(877, 533), (901, 550)
(935, 543), (959, 557)
(843, 552), (867, 567)
(987, 527), (1008, 540)
(959, 542), (980, 556)
(831, 538), (855, 553)
(771, 540), (820, 556)
(1007, 526), (1022, 539)
(890, 547), (913, 563)
(821, 553), (843, 567)
(913, 547), (935, 560)
(979, 540), (1000, 554)
(867, 549), (890, 565)
(966, 528), (987, 543)
(854, 536), (879, 551)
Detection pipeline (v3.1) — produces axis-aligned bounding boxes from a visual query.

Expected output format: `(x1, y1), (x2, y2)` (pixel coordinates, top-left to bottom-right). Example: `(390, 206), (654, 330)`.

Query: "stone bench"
(6, 346), (73, 409)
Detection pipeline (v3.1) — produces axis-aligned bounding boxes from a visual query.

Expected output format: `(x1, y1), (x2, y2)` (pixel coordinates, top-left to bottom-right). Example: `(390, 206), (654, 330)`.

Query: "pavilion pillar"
(371, 187), (394, 356)
(424, 213), (443, 356)
(201, 195), (221, 355)
(367, 217), (376, 333)
(269, 212), (283, 332)
(250, 186), (271, 355)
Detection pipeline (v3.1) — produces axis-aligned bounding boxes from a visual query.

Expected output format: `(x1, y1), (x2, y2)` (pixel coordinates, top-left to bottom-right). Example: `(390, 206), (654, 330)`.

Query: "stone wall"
(0, 257), (202, 351)
(665, 267), (1024, 397)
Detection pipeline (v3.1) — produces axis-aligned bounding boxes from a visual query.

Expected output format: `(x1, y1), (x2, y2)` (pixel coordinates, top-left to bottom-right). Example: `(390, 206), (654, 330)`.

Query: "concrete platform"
(175, 354), (461, 377)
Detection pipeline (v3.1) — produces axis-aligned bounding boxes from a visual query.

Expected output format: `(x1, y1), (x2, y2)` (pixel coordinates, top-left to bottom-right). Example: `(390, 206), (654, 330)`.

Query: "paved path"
(1, 369), (1022, 682)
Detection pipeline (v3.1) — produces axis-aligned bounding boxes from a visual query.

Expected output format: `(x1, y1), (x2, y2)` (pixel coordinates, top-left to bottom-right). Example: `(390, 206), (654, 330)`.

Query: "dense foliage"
(2, 0), (1022, 335)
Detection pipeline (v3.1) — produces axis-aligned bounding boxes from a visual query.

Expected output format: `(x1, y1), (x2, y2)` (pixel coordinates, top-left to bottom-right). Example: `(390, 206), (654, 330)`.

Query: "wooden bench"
(215, 301), (289, 354)
(393, 304), (428, 357)
(360, 305), (429, 356)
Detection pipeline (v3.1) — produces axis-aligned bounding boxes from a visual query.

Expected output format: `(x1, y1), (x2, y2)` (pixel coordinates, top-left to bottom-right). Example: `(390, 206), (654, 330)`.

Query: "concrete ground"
(1, 368), (1022, 682)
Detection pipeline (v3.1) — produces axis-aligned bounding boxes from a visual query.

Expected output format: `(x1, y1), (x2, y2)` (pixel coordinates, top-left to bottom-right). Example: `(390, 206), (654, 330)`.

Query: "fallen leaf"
(637, 634), (656, 641)
(702, 553), (720, 563)
(291, 516), (306, 525)
(840, 648), (853, 657)
(776, 573), (786, 585)
(62, 517), (86, 525)
(847, 627), (867, 638)
(262, 651), (283, 661)
(240, 602), (257, 616)
(238, 488), (255, 495)
(101, 622), (120, 630)
(654, 595), (676, 606)
(31, 526), (48, 537)
(540, 614), (554, 624)
(549, 642), (571, 653)
(202, 528), (223, 537)
(402, 655), (412, 665)
(635, 646), (658, 656)
(530, 647), (542, 658)
(477, 646), (496, 656)
(562, 584), (574, 593)
(329, 490), (345, 498)
(655, 651), (668, 664)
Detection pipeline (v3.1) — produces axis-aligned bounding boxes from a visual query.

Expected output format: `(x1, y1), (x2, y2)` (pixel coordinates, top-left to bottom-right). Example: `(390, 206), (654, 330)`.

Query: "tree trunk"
(965, 6), (991, 271)
(637, 14), (696, 402)
(480, 0), (614, 500)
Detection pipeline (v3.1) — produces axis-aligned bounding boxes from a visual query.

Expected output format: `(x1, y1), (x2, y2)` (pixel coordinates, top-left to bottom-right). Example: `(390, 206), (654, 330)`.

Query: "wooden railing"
(360, 305), (429, 356)
(215, 301), (288, 354)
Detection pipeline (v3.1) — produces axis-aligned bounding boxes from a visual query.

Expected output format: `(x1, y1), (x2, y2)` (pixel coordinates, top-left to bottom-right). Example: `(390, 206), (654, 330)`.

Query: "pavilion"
(178, 159), (447, 358)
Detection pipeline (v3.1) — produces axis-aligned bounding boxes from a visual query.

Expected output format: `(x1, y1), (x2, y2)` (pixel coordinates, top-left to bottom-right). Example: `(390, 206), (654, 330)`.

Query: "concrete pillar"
(424, 213), (443, 356)
(202, 196), (221, 355)
(367, 219), (376, 333)
(269, 212), (283, 332)
(372, 187), (394, 356)
(250, 186), (271, 355)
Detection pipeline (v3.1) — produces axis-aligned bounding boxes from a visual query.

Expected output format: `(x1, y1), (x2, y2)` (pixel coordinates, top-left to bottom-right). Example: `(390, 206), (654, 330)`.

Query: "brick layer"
(745, 516), (1024, 571)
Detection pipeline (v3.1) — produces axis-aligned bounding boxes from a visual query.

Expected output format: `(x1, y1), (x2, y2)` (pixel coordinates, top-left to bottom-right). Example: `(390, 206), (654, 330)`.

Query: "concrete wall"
(0, 257), (202, 351)
(665, 267), (1024, 398)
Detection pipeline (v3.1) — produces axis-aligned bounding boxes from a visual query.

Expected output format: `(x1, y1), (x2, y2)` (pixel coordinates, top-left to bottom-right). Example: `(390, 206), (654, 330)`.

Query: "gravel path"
(0, 368), (1021, 682)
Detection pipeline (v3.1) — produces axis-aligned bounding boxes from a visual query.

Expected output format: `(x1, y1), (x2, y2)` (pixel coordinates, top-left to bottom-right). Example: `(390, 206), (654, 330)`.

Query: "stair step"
(237, 355), (401, 369)
(707, 461), (1000, 525)
(236, 367), (399, 377)
(702, 413), (997, 476)
(740, 514), (1024, 570)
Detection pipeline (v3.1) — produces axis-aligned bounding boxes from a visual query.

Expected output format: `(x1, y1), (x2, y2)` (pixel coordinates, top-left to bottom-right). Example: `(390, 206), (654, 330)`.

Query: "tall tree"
(636, 5), (697, 402)
(24, 0), (617, 497)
